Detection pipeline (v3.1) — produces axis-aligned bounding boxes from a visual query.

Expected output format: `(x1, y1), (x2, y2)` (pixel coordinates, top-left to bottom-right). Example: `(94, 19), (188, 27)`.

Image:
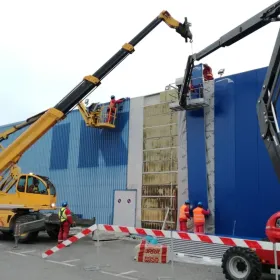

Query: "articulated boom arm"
(178, 1), (280, 181)
(179, 1), (280, 108)
(0, 11), (192, 174)
(257, 29), (280, 180)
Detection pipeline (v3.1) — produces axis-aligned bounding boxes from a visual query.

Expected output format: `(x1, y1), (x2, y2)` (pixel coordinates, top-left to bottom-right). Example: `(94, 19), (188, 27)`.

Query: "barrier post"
(162, 208), (170, 230)
(84, 226), (110, 271)
(158, 229), (175, 280)
(13, 223), (20, 249)
(273, 243), (278, 280)
(170, 230), (174, 278)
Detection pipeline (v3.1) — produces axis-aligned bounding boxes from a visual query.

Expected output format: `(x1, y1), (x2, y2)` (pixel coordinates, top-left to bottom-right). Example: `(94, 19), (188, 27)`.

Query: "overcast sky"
(0, 0), (279, 125)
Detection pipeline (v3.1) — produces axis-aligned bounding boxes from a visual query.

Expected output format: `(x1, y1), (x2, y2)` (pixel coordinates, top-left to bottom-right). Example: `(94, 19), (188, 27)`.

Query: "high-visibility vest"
(193, 207), (205, 224)
(179, 204), (189, 220)
(58, 207), (67, 222)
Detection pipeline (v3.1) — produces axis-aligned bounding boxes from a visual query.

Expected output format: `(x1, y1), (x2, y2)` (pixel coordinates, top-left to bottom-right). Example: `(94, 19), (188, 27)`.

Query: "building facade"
(0, 66), (279, 239)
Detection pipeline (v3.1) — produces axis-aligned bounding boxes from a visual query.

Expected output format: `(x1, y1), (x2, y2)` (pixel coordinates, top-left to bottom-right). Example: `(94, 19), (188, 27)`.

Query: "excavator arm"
(0, 11), (192, 174)
(177, 1), (280, 180)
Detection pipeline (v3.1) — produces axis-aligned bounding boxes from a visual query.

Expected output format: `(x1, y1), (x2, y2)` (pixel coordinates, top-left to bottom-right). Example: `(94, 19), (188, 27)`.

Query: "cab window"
(26, 176), (48, 195)
(17, 176), (26, 192)
(47, 181), (56, 196)
(7, 183), (16, 194)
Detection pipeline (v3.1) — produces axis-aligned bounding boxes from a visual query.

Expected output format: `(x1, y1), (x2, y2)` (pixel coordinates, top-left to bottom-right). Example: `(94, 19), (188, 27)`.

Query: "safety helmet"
(61, 201), (68, 207)
(185, 200), (190, 204)
(111, 95), (115, 99)
(198, 201), (203, 206)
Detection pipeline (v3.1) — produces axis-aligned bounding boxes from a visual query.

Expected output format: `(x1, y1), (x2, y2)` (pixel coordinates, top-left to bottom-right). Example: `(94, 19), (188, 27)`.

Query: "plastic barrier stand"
(134, 240), (170, 264)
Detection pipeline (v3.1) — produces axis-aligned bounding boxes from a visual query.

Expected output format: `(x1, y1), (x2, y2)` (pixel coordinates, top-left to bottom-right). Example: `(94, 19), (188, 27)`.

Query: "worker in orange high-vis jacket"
(203, 64), (214, 81)
(179, 200), (191, 231)
(193, 201), (210, 234)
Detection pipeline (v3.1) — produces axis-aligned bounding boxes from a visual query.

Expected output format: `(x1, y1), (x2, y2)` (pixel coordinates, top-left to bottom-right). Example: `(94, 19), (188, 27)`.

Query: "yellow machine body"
(0, 172), (56, 230)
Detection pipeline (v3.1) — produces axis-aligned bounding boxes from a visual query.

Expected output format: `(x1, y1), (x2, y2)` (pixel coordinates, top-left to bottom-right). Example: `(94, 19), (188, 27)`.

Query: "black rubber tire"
(47, 229), (59, 240)
(1, 232), (14, 240)
(222, 246), (262, 280)
(14, 215), (39, 243)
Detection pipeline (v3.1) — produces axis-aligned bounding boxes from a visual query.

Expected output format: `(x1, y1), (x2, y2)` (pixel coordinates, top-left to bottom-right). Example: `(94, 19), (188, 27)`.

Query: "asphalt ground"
(0, 232), (277, 280)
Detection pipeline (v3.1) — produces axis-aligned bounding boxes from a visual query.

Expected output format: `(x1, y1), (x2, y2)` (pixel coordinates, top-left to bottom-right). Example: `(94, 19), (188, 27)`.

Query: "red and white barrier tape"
(42, 224), (97, 258)
(98, 224), (275, 251)
(42, 223), (275, 259)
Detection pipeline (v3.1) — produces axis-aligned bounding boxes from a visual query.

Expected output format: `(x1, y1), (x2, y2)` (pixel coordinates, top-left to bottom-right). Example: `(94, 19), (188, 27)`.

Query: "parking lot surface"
(0, 233), (276, 280)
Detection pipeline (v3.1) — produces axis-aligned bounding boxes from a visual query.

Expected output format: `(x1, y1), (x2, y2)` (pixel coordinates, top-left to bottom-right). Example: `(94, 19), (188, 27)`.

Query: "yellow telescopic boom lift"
(0, 11), (192, 242)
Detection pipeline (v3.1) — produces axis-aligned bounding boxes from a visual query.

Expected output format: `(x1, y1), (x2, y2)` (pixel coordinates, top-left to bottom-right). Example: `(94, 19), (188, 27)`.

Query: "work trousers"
(106, 107), (116, 123)
(179, 220), (188, 232)
(194, 223), (205, 234)
(58, 221), (70, 243)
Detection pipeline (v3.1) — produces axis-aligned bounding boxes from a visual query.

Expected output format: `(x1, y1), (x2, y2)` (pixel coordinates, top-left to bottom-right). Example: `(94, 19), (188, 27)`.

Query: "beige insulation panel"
(144, 113), (177, 127)
(142, 172), (178, 185)
(142, 185), (177, 196)
(144, 124), (177, 139)
(143, 160), (178, 173)
(143, 136), (178, 150)
(143, 148), (178, 162)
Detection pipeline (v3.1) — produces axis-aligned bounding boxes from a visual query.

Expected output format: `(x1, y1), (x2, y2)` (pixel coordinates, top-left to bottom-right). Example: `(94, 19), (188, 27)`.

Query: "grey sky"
(0, 0), (278, 125)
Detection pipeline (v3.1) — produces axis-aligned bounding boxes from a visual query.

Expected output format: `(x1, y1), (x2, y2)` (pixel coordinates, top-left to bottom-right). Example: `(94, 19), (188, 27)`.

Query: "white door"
(113, 190), (136, 226)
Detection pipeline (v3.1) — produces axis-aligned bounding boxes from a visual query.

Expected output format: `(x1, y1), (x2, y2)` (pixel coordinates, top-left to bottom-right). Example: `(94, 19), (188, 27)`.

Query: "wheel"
(14, 215), (39, 243)
(47, 228), (59, 240)
(221, 246), (262, 280)
(1, 232), (13, 240)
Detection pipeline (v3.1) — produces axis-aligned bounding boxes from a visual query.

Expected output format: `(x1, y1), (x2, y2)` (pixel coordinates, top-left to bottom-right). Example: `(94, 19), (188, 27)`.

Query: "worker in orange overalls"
(203, 64), (214, 81)
(179, 200), (191, 231)
(106, 95), (125, 124)
(58, 201), (75, 244)
(193, 202), (210, 234)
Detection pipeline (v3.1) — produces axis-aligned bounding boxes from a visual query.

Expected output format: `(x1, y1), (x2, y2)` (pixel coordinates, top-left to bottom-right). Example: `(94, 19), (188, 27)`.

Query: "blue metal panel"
(214, 78), (236, 236)
(50, 123), (70, 170)
(233, 70), (260, 238)
(186, 108), (208, 208)
(78, 112), (129, 168)
(192, 63), (203, 87)
(0, 99), (130, 224)
(214, 67), (280, 239)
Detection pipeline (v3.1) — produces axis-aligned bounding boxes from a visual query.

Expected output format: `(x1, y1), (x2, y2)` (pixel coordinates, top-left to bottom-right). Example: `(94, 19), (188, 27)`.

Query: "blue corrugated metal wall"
(0, 100), (130, 224)
(186, 64), (208, 208)
(188, 66), (280, 239)
(186, 109), (208, 209)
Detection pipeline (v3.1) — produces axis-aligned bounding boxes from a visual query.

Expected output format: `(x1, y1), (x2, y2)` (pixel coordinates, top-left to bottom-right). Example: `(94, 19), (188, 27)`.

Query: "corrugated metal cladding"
(0, 100), (130, 224)
(186, 103), (208, 209)
(190, 66), (280, 240)
(142, 90), (178, 230)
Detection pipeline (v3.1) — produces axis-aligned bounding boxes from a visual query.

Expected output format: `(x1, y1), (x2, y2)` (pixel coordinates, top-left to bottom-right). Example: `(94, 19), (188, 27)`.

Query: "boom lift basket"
(95, 105), (118, 129)
(169, 64), (209, 111)
(78, 101), (118, 129)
